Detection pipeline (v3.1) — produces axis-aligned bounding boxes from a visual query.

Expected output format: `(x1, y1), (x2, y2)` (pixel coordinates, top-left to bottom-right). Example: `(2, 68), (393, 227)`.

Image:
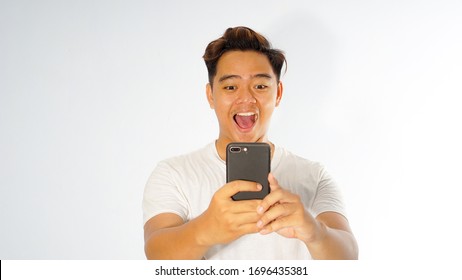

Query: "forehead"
(215, 50), (275, 79)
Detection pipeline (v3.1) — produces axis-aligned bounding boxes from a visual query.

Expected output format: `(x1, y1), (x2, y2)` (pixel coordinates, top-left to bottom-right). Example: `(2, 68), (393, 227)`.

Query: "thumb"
(218, 180), (262, 199)
(268, 173), (281, 191)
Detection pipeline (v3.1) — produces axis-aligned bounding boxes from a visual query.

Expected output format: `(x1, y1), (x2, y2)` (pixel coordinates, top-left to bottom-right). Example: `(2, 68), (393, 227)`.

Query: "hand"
(197, 180), (263, 246)
(256, 173), (321, 244)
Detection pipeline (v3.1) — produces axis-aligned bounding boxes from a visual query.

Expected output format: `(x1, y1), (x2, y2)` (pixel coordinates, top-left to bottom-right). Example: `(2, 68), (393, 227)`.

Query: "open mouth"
(233, 112), (257, 130)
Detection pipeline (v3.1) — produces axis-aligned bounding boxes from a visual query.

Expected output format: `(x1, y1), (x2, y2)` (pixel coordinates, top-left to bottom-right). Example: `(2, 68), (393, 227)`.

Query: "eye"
(255, 84), (268, 90)
(224, 85), (237, 91)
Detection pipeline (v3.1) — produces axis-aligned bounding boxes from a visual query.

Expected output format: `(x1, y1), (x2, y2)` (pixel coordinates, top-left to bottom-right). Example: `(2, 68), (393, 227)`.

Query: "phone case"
(226, 142), (271, 200)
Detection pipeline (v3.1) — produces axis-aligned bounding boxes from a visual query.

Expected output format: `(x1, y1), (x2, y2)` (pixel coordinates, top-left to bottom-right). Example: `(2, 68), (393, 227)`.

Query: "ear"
(275, 81), (283, 107)
(206, 83), (215, 109)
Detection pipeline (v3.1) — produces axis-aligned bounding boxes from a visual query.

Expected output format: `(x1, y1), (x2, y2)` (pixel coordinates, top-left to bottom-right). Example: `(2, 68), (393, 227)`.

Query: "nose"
(235, 86), (256, 104)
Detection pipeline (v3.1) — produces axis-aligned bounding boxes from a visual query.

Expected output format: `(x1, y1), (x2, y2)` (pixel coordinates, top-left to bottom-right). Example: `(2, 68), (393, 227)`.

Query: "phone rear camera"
(230, 147), (241, 153)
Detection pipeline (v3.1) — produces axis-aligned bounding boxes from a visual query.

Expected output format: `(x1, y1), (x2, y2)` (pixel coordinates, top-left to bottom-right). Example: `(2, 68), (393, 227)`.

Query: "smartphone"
(226, 142), (271, 200)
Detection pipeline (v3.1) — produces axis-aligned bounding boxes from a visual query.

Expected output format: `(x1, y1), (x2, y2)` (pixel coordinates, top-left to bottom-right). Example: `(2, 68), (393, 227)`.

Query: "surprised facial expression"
(206, 50), (283, 144)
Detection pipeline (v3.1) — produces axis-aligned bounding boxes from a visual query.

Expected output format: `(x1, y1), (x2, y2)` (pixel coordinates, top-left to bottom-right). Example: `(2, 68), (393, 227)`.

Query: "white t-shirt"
(143, 142), (346, 259)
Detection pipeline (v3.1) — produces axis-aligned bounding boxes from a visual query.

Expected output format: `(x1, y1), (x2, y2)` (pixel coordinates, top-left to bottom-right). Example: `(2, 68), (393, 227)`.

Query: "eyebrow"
(218, 73), (273, 83)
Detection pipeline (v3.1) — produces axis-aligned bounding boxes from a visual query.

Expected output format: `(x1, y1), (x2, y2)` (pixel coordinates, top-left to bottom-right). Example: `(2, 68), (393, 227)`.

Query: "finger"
(231, 200), (262, 214)
(257, 188), (286, 215)
(268, 173), (281, 191)
(260, 212), (300, 234)
(223, 213), (261, 234)
(237, 222), (261, 235)
(256, 174), (283, 214)
(257, 203), (296, 228)
(217, 180), (262, 199)
(258, 186), (301, 215)
(259, 215), (296, 235)
(235, 212), (262, 225)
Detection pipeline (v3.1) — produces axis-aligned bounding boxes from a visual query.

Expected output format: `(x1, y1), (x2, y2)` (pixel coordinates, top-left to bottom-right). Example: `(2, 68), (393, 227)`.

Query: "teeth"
(237, 112), (255, 116)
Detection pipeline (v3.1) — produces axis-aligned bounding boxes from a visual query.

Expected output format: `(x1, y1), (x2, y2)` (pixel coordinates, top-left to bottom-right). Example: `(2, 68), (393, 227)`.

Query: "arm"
(144, 180), (263, 260)
(305, 211), (358, 260)
(257, 174), (358, 260)
(144, 213), (207, 259)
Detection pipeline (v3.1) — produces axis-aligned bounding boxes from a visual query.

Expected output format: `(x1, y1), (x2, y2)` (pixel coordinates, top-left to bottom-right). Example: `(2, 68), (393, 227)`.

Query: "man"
(143, 26), (358, 259)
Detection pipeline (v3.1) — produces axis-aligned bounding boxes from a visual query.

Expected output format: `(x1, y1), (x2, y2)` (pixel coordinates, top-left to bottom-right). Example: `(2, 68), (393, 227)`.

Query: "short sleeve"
(142, 161), (189, 225)
(310, 165), (346, 218)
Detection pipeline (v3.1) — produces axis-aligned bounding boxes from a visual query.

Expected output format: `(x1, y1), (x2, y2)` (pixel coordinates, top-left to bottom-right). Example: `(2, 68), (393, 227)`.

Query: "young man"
(143, 26), (358, 259)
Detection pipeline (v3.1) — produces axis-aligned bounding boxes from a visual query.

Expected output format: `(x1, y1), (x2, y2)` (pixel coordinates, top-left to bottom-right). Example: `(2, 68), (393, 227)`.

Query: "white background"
(1, 0), (461, 264)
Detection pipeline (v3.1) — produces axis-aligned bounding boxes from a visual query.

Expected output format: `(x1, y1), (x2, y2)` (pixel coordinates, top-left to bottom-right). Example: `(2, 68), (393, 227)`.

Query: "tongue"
(235, 115), (256, 129)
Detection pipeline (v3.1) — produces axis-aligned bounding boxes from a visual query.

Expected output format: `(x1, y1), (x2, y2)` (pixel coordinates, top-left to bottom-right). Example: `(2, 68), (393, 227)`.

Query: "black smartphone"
(226, 142), (271, 200)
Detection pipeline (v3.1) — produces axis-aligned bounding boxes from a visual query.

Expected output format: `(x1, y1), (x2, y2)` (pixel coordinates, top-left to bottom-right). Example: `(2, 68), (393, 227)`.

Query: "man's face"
(206, 50), (283, 144)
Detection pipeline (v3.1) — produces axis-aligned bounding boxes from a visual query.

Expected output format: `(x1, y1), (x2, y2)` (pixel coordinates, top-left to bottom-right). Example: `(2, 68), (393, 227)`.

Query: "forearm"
(306, 222), (358, 260)
(145, 217), (209, 260)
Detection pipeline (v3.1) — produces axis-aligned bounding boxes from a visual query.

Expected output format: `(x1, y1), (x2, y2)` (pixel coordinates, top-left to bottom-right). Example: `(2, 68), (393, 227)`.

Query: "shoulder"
(148, 142), (223, 184)
(273, 145), (325, 175)
(157, 142), (217, 170)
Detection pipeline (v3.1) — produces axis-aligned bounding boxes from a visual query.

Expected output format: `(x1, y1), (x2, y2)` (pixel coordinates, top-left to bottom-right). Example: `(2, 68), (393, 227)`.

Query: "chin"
(233, 133), (265, 143)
